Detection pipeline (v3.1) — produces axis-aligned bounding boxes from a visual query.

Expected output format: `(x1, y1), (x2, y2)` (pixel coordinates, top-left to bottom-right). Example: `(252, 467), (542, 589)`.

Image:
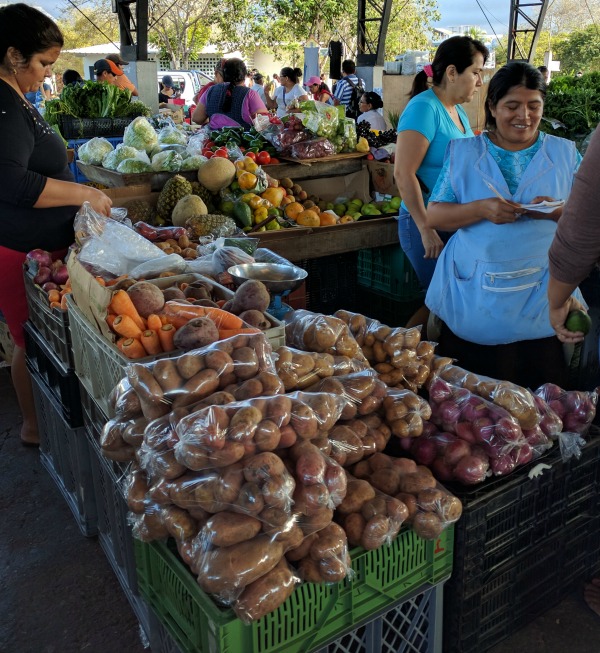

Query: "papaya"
(232, 201), (252, 229)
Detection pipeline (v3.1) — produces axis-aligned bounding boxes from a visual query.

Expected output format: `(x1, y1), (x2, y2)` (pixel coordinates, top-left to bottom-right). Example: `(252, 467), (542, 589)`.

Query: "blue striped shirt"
(333, 75), (363, 106)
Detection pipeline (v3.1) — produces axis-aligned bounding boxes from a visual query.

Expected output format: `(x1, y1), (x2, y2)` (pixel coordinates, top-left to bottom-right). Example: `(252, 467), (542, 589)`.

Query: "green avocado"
(232, 201), (252, 228)
(565, 309), (592, 335)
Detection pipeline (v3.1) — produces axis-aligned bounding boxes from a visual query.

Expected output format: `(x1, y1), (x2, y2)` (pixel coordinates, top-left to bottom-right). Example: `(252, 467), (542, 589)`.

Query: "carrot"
(115, 337), (128, 352)
(216, 299), (227, 308)
(47, 289), (60, 304)
(147, 314), (163, 333)
(50, 301), (61, 310)
(106, 314), (118, 331)
(158, 324), (176, 352)
(121, 337), (146, 359)
(60, 293), (69, 310)
(112, 314), (143, 340)
(109, 290), (146, 330)
(162, 302), (244, 330)
(106, 274), (129, 287)
(218, 327), (261, 340)
(180, 282), (189, 291)
(141, 329), (162, 355)
(95, 276), (107, 287)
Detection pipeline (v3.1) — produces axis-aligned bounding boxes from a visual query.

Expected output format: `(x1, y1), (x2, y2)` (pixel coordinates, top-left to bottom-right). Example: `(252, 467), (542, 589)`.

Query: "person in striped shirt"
(332, 60), (364, 110)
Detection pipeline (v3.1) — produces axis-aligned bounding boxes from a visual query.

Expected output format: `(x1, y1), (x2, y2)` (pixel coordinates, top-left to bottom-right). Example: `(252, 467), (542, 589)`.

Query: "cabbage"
(102, 144), (144, 170)
(123, 116), (158, 153)
(157, 126), (187, 146)
(149, 142), (188, 158)
(180, 154), (208, 171)
(78, 137), (114, 165)
(151, 150), (183, 172)
(117, 158), (153, 173)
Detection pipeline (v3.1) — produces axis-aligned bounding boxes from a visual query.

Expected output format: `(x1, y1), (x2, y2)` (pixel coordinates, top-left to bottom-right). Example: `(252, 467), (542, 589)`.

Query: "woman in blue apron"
(425, 62), (583, 389)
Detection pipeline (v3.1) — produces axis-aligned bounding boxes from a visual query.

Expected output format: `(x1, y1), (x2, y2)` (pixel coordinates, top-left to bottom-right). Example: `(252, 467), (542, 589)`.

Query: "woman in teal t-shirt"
(393, 36), (488, 303)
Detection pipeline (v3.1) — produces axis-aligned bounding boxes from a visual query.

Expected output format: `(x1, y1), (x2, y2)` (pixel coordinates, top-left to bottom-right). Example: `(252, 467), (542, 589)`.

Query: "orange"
(319, 212), (338, 226)
(284, 201), (304, 220)
(238, 171), (258, 191)
(296, 209), (321, 227)
(339, 215), (354, 224)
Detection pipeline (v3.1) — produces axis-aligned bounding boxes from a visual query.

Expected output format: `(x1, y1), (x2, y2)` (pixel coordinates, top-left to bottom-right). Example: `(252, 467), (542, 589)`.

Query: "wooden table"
(255, 216), (399, 261)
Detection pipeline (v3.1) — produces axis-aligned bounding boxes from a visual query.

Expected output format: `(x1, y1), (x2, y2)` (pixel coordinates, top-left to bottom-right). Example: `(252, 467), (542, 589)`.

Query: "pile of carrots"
(106, 288), (260, 360)
(47, 282), (72, 311)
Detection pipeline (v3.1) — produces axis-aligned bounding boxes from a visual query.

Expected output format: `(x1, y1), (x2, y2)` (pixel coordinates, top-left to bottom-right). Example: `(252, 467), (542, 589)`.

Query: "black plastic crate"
(24, 321), (82, 428)
(298, 252), (359, 315)
(60, 116), (133, 139)
(357, 288), (424, 328)
(30, 370), (97, 537)
(85, 410), (149, 634)
(445, 515), (600, 653)
(443, 430), (600, 653)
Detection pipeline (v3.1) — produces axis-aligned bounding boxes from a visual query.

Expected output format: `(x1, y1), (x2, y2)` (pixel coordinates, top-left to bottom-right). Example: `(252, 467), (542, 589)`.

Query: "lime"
(565, 309), (592, 334)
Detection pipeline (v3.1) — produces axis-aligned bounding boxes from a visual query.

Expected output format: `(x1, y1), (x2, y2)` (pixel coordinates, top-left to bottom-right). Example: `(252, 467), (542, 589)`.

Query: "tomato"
(203, 150), (213, 159)
(269, 157), (280, 164)
(366, 153), (374, 160)
(245, 151), (257, 161)
(256, 151), (271, 165)
(213, 148), (229, 158)
(204, 140), (215, 149)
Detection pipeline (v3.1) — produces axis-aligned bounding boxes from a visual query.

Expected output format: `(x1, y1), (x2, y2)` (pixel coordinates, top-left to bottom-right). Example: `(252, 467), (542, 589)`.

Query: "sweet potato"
(202, 512), (262, 547)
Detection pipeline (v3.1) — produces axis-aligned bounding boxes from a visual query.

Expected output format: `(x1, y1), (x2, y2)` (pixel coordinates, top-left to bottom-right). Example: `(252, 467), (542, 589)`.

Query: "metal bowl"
(227, 263), (308, 295)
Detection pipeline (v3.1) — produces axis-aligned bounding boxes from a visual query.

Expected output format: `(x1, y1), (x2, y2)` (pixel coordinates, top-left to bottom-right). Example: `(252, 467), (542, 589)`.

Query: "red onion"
(537, 383), (563, 401)
(431, 457), (455, 482)
(429, 377), (453, 403)
(512, 443), (533, 466)
(455, 421), (476, 444)
(490, 454), (516, 475)
(421, 421), (438, 438)
(26, 248), (53, 269)
(440, 400), (461, 423)
(444, 440), (472, 466)
(453, 455), (488, 485)
(548, 399), (567, 420)
(495, 417), (523, 443)
(33, 266), (52, 285)
(472, 417), (494, 442)
(51, 260), (69, 286)
(42, 281), (59, 292)
(410, 438), (438, 466)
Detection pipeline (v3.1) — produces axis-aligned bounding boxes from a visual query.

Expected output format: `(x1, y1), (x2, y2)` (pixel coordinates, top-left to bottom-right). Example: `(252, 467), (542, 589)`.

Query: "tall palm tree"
(466, 26), (486, 42)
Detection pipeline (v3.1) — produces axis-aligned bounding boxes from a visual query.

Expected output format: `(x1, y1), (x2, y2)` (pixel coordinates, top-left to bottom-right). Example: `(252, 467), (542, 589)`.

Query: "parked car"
(157, 70), (204, 106)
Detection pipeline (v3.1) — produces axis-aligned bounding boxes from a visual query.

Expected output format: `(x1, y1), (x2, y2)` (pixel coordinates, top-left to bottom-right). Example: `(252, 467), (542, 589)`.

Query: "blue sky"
(434, 0), (510, 36)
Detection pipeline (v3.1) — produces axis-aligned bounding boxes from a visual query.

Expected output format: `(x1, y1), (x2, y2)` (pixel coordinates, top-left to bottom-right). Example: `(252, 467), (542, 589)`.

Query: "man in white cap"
(106, 53), (138, 96)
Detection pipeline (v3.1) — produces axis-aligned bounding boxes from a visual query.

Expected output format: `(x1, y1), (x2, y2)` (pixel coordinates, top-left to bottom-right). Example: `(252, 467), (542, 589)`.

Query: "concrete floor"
(1, 366), (599, 653)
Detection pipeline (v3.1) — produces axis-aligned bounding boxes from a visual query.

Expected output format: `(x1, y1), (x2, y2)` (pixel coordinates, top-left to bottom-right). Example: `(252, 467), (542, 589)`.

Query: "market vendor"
(191, 58), (269, 130)
(105, 53), (138, 96)
(424, 62), (583, 389)
(0, 3), (112, 446)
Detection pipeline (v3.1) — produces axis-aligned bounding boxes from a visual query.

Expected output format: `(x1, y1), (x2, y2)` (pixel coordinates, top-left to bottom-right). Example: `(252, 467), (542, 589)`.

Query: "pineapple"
(186, 214), (237, 239)
(123, 199), (157, 225)
(156, 175), (193, 223)
(190, 181), (216, 212)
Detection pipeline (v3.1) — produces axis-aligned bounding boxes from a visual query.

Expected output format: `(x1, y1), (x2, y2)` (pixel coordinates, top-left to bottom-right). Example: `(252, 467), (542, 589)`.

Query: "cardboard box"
(366, 160), (400, 198)
(300, 167), (370, 203)
(103, 184), (156, 206)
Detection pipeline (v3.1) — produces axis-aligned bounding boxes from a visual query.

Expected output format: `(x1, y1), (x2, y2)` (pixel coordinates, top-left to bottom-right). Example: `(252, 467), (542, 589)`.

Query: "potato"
(319, 555), (350, 583)
(352, 460), (372, 480)
(367, 452), (394, 472)
(412, 511), (444, 540)
(298, 557), (324, 583)
(286, 532), (319, 562)
(299, 506), (334, 534)
(239, 309), (270, 330)
(336, 479), (376, 515)
(262, 475), (294, 509)
(233, 378), (264, 401)
(234, 482), (265, 515)
(296, 449), (326, 485)
(437, 494), (463, 523)
(113, 385), (142, 419)
(210, 441), (246, 467)
(127, 281), (165, 317)
(127, 468), (149, 513)
(197, 535), (284, 595)
(343, 512), (366, 546)
(370, 467), (402, 496)
(417, 488), (445, 512)
(361, 514), (391, 550)
(204, 350), (234, 375)
(176, 353), (205, 380)
(203, 512), (262, 547)
(244, 452), (285, 483)
(293, 483), (330, 513)
(329, 426), (364, 466)
(397, 472), (437, 494)
(290, 403), (319, 440)
(324, 464), (347, 505)
(162, 506), (197, 541)
(361, 496), (387, 521)
(231, 347), (260, 380)
(234, 559), (297, 622)
(212, 463), (244, 503)
(309, 523), (346, 560)
(152, 359), (183, 394)
(172, 368), (220, 408)
(254, 419), (281, 451)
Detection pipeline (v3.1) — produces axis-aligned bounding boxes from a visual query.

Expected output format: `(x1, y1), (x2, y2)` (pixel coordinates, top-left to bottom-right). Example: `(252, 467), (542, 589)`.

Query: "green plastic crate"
(357, 247), (424, 301)
(134, 526), (453, 653)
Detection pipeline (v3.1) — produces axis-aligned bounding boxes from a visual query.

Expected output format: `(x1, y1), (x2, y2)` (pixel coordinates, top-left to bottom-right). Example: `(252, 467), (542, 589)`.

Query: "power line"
(474, 0), (506, 57)
(65, 0), (119, 50)
(582, 0), (600, 36)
